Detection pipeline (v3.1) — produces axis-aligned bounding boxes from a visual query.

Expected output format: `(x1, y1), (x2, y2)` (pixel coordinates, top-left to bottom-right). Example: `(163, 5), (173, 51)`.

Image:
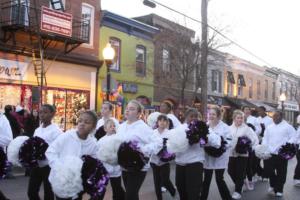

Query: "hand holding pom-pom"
(118, 141), (149, 171)
(186, 120), (209, 146)
(0, 147), (10, 179)
(166, 126), (189, 153)
(96, 135), (122, 165)
(81, 155), (110, 199)
(235, 136), (251, 154)
(7, 136), (29, 167)
(204, 136), (227, 158)
(254, 144), (271, 160)
(18, 137), (49, 169)
(278, 143), (297, 160)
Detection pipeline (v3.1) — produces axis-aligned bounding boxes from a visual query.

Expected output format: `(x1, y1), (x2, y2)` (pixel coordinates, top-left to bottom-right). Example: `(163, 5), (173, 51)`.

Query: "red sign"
(41, 6), (72, 37)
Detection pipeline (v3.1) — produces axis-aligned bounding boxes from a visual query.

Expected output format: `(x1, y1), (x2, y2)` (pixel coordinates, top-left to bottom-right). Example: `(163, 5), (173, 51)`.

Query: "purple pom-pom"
(0, 147), (11, 179)
(186, 120), (209, 145)
(118, 141), (149, 171)
(278, 143), (297, 160)
(235, 136), (251, 154)
(81, 155), (109, 199)
(204, 136), (227, 157)
(157, 138), (175, 162)
(18, 137), (48, 169)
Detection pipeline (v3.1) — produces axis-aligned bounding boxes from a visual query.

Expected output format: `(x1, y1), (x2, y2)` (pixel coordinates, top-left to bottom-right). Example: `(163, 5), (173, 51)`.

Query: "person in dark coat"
(4, 105), (21, 138)
(24, 109), (40, 138)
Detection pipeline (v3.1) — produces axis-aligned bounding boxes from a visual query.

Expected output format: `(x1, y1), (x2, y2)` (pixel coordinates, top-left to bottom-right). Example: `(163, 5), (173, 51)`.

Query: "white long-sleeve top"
(46, 129), (98, 168)
(257, 115), (273, 128)
(204, 121), (233, 169)
(175, 123), (205, 165)
(167, 114), (181, 128)
(150, 128), (171, 166)
(34, 123), (62, 167)
(96, 117), (119, 130)
(262, 120), (296, 154)
(246, 115), (261, 136)
(0, 114), (13, 148)
(97, 134), (121, 177)
(229, 123), (259, 157)
(117, 119), (162, 171)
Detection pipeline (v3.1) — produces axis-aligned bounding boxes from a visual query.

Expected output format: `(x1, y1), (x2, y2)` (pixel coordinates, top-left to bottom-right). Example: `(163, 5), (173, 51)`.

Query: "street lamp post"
(279, 93), (286, 112)
(102, 43), (115, 101)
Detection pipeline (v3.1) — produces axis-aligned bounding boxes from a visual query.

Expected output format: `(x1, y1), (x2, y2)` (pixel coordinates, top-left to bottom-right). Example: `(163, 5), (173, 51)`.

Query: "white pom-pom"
(49, 156), (83, 198)
(254, 144), (271, 160)
(96, 135), (122, 165)
(7, 136), (29, 166)
(147, 112), (161, 129)
(207, 133), (221, 148)
(166, 126), (189, 153)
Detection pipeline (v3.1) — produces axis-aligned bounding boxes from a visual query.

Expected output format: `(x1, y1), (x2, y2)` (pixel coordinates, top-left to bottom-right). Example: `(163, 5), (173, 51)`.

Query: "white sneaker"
(267, 187), (274, 195)
(247, 181), (254, 191)
(161, 186), (167, 192)
(232, 192), (242, 199)
(294, 179), (300, 187)
(275, 192), (283, 197)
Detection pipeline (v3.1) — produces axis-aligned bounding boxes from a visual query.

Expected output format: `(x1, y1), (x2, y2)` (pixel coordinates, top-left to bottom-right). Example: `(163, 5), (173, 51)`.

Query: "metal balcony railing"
(0, 1), (90, 43)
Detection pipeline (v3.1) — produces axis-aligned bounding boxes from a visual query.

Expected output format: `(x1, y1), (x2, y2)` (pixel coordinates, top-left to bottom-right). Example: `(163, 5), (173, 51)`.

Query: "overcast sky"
(102, 0), (300, 76)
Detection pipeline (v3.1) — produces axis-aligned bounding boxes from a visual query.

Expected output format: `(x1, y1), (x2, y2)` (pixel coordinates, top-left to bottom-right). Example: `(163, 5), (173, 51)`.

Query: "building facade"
(0, 0), (101, 130)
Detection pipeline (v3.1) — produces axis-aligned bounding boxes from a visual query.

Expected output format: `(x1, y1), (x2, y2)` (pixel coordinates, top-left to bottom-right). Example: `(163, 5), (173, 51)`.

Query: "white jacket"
(46, 129), (98, 168)
(229, 123), (259, 157)
(262, 120), (296, 154)
(34, 123), (62, 167)
(0, 114), (13, 148)
(117, 120), (162, 171)
(150, 128), (172, 166)
(97, 134), (121, 177)
(257, 115), (273, 128)
(246, 115), (261, 136)
(175, 123), (205, 165)
(204, 121), (233, 169)
(167, 114), (181, 128)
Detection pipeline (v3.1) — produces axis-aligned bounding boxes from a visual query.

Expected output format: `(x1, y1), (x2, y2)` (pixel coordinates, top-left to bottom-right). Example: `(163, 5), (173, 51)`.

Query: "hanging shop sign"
(122, 82), (138, 93)
(0, 58), (28, 80)
(41, 6), (72, 37)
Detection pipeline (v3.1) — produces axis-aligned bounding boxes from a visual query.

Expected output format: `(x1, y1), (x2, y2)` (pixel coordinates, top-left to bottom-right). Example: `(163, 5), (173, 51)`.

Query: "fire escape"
(0, 0), (90, 104)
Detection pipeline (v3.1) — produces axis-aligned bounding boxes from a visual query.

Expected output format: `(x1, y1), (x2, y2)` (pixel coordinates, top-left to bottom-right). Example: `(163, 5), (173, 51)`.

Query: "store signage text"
(122, 83), (138, 93)
(0, 59), (28, 80)
(41, 6), (72, 37)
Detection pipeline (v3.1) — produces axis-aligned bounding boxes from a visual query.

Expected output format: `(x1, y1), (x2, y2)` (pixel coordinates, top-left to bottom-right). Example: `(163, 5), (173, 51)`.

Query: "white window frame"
(49, 0), (66, 10)
(109, 37), (121, 72)
(81, 3), (94, 47)
(162, 48), (170, 72)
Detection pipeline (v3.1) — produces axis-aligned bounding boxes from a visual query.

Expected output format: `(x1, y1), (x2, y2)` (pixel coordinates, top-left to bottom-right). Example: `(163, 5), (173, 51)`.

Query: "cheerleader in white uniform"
(95, 101), (119, 140)
(117, 100), (161, 200)
(293, 115), (300, 186)
(46, 110), (98, 200)
(175, 108), (204, 200)
(201, 106), (232, 200)
(228, 110), (258, 200)
(150, 114), (176, 200)
(97, 119), (125, 200)
(0, 112), (13, 200)
(27, 104), (62, 200)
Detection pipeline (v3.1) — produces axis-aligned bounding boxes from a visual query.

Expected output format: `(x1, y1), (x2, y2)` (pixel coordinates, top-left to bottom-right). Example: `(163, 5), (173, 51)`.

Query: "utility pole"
(200, 0), (208, 119)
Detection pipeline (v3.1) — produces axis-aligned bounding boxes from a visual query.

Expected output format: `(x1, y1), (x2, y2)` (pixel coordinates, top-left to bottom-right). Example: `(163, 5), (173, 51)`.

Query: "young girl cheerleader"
(117, 100), (161, 200)
(200, 106), (232, 200)
(97, 119), (125, 200)
(228, 110), (258, 199)
(175, 108), (203, 200)
(46, 110), (99, 200)
(150, 114), (176, 200)
(27, 104), (62, 200)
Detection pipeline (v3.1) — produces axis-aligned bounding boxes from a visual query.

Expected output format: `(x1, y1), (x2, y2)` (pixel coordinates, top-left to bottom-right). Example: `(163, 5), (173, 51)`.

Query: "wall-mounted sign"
(41, 6), (72, 37)
(0, 59), (28, 80)
(122, 82), (138, 93)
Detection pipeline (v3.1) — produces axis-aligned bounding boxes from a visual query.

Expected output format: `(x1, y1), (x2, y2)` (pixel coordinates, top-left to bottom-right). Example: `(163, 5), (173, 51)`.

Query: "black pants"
(175, 162), (203, 200)
(264, 155), (288, 193)
(122, 170), (146, 200)
(151, 163), (176, 200)
(246, 151), (254, 181)
(110, 176), (125, 200)
(200, 169), (231, 200)
(252, 155), (264, 177)
(294, 151), (300, 180)
(0, 190), (9, 200)
(27, 166), (54, 200)
(228, 157), (248, 194)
